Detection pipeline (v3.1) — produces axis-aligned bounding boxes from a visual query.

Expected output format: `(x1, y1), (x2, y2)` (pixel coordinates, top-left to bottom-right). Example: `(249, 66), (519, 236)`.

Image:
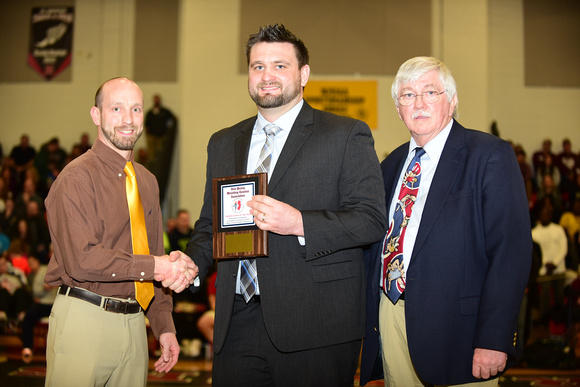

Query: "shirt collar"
(92, 138), (134, 174)
(408, 118), (454, 163)
(254, 99), (304, 134)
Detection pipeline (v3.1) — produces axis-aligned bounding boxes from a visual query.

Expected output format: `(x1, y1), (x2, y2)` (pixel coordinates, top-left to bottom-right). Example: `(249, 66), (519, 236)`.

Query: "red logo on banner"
(28, 7), (74, 81)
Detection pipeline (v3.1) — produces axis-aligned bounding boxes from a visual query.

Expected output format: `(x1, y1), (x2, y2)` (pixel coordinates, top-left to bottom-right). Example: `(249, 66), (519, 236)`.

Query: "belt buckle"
(103, 298), (121, 314)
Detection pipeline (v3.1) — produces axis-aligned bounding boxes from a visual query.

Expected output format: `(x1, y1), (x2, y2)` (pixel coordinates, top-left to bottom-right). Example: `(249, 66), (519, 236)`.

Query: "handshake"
(153, 251), (199, 293)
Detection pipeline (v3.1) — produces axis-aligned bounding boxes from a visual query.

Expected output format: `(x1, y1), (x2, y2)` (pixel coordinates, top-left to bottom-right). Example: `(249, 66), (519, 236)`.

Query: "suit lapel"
(234, 118), (256, 176)
(267, 102), (314, 193)
(411, 122), (466, 261)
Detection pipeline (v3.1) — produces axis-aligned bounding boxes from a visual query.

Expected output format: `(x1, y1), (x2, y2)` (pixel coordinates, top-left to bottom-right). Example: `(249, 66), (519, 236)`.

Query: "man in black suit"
(360, 57), (532, 386)
(181, 24), (386, 386)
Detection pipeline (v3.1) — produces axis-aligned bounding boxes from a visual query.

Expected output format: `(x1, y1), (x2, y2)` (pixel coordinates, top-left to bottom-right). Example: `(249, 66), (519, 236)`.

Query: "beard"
(249, 80), (302, 109)
(101, 125), (142, 151)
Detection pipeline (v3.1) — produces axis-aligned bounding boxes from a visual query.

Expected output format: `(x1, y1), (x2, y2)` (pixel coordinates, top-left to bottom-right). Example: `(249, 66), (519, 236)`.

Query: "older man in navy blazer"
(360, 57), (532, 387)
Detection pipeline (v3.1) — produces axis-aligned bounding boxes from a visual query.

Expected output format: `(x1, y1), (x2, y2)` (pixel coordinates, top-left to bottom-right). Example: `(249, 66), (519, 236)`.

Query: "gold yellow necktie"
(124, 161), (155, 310)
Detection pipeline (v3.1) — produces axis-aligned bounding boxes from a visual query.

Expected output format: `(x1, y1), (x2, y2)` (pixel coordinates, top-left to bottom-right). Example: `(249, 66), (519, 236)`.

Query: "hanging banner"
(28, 7), (74, 81)
(304, 80), (378, 129)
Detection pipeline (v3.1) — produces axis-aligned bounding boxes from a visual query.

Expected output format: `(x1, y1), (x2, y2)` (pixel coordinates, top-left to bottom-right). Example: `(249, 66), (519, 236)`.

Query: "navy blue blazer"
(360, 121), (532, 385)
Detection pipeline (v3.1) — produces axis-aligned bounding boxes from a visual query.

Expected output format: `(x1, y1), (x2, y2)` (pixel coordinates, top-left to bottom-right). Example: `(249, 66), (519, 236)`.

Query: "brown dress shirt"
(44, 139), (175, 338)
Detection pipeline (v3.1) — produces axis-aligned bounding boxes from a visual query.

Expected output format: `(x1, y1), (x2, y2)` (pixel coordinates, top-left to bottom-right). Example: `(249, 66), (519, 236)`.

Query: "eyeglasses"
(397, 90), (447, 106)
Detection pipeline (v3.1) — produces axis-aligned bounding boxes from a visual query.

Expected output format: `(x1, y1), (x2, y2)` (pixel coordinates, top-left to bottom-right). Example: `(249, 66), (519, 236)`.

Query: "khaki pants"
(379, 292), (498, 387)
(45, 292), (148, 387)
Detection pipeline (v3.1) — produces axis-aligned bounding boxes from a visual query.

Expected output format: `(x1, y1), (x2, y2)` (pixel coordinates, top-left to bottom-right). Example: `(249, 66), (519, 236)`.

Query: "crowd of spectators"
(1, 132), (579, 363)
(0, 133), (90, 362)
(513, 138), (580, 355)
(519, 138), (580, 222)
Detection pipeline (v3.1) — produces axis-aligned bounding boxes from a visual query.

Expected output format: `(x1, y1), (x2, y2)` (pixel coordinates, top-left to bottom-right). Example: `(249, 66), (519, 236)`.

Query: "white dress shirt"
(380, 119), (454, 288)
(236, 100), (304, 295)
(532, 222), (568, 276)
(246, 100), (303, 180)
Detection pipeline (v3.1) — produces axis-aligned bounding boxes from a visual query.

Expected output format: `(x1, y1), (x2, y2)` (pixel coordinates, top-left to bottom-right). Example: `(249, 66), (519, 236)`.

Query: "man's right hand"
(153, 251), (199, 293)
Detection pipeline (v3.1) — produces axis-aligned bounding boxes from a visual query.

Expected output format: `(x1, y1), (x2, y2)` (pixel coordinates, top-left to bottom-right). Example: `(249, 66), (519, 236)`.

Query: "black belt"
(58, 285), (142, 314)
(235, 294), (261, 303)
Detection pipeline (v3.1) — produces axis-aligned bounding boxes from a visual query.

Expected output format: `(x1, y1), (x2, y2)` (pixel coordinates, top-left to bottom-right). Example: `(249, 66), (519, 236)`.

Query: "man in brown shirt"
(44, 77), (198, 386)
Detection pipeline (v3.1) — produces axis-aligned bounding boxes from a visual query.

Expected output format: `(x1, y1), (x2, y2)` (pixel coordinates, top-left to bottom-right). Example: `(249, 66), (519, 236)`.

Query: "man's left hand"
(472, 348), (507, 379)
(154, 332), (180, 373)
(248, 195), (304, 236)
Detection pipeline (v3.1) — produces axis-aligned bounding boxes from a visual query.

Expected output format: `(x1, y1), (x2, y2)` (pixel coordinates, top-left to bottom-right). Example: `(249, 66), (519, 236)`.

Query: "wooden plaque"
(212, 173), (268, 259)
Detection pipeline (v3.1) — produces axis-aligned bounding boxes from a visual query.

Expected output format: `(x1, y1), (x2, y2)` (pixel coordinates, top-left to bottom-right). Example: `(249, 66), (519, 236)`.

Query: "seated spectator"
(557, 138), (578, 180)
(515, 145), (534, 207)
(560, 199), (580, 271)
(8, 135), (36, 191)
(0, 253), (30, 330)
(0, 178), (8, 213)
(168, 212), (207, 357)
(10, 219), (30, 249)
(7, 239), (30, 276)
(532, 204), (568, 326)
(560, 199), (580, 238)
(197, 270), (217, 347)
(75, 132), (91, 154)
(1, 165), (18, 201)
(557, 139), (578, 210)
(9, 135), (36, 170)
(169, 209), (193, 252)
(532, 138), (556, 175)
(535, 153), (561, 192)
(0, 228), (9, 257)
(65, 144), (84, 165)
(173, 287), (208, 357)
(34, 137), (67, 196)
(44, 161), (61, 196)
(15, 176), (44, 218)
(0, 197), (18, 237)
(163, 217), (176, 255)
(24, 201), (50, 262)
(534, 174), (563, 224)
(567, 171), (580, 209)
(23, 167), (40, 190)
(20, 254), (57, 363)
(521, 241), (542, 348)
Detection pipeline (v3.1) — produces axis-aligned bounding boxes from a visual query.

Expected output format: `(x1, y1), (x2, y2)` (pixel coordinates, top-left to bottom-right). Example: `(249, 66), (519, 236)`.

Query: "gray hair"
(391, 56), (458, 118)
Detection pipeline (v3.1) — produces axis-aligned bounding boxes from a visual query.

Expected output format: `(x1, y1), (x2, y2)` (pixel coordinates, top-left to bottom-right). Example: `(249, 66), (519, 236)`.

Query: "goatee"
(249, 81), (301, 109)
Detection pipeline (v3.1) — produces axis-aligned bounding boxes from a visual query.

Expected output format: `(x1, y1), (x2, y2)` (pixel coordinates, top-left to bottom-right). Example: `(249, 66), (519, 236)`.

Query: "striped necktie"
(239, 123), (281, 302)
(125, 161), (155, 309)
(381, 147), (426, 303)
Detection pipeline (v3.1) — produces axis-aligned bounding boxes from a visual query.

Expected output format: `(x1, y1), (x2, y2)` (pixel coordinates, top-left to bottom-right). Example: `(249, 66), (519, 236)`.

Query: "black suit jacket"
(360, 121), (532, 385)
(185, 102), (387, 353)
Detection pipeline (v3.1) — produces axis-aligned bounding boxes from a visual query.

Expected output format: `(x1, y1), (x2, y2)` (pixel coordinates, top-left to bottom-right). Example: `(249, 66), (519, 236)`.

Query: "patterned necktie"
(239, 123), (281, 302)
(125, 161), (155, 309)
(381, 147), (426, 303)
